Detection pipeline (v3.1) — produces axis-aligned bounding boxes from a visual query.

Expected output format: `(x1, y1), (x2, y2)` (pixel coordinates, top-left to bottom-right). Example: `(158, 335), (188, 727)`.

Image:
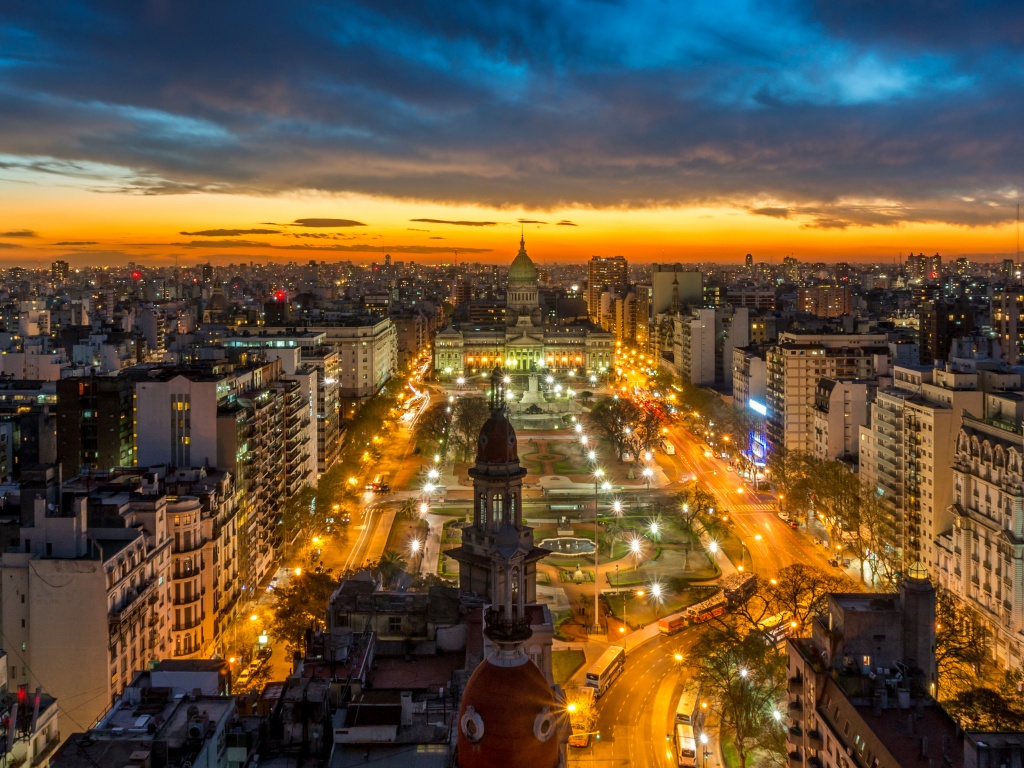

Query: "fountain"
(538, 537), (596, 556)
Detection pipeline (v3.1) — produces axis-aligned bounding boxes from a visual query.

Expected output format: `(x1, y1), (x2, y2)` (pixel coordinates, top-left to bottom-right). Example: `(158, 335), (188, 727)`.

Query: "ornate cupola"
(506, 235), (540, 324)
(451, 367), (565, 768)
(446, 368), (547, 610)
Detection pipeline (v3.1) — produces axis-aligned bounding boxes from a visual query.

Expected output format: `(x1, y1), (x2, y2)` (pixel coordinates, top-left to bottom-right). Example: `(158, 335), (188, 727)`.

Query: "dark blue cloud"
(0, 1), (1022, 226)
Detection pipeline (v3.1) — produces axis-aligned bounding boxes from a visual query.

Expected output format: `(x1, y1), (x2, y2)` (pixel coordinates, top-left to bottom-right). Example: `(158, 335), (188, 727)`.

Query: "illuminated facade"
(434, 239), (614, 378)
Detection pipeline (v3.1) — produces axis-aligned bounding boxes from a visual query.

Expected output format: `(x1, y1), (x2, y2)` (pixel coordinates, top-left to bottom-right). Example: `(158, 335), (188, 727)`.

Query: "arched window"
(492, 493), (503, 526)
(509, 493), (517, 524)
(477, 493), (486, 526)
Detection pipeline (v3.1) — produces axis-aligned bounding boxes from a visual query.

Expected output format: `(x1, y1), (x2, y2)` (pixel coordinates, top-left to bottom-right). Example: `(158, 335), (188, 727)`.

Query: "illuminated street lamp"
(699, 733), (710, 766)
(629, 536), (642, 569)
(592, 468), (605, 632)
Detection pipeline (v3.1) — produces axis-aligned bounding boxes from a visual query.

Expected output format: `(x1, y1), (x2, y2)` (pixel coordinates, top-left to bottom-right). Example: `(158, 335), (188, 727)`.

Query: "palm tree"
(375, 549), (408, 588)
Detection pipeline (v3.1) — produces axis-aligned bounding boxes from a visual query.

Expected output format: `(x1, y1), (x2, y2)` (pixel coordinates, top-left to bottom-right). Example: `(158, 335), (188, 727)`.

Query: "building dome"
(457, 651), (561, 768)
(477, 413), (519, 464)
(508, 236), (538, 284)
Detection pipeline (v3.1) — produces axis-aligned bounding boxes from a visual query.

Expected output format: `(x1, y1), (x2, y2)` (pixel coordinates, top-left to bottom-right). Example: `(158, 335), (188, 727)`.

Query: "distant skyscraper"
(51, 259), (69, 285)
(745, 253), (754, 268)
(586, 255), (629, 328)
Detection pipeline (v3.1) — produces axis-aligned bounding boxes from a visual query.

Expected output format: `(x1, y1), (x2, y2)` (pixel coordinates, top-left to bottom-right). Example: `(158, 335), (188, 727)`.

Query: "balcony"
(807, 757), (823, 768)
(786, 726), (803, 747)
(788, 751), (803, 768)
(173, 589), (203, 607)
(807, 730), (823, 751)
(788, 700), (805, 724)
(788, 676), (804, 695)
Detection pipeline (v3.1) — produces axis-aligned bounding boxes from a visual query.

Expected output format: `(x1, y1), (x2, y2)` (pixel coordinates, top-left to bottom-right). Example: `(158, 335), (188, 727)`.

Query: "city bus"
(758, 612), (792, 646)
(658, 612), (688, 636)
(674, 679), (701, 725)
(674, 723), (698, 767)
(721, 572), (757, 605)
(686, 592), (728, 625)
(585, 645), (626, 698)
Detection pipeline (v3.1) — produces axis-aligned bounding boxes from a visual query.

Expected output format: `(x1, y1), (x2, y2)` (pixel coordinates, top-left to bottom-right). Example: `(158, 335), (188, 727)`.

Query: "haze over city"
(3, 2), (1024, 266)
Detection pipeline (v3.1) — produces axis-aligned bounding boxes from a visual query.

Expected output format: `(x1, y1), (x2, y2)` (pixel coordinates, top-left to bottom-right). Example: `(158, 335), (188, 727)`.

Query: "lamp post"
(642, 466), (653, 505)
(699, 732), (710, 766)
(593, 467), (605, 633)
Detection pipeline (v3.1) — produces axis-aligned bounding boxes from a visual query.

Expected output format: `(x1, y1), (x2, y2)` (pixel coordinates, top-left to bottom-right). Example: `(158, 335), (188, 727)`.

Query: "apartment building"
(810, 378), (871, 462)
(797, 287), (853, 318)
(674, 306), (750, 388)
(650, 264), (701, 314)
(732, 346), (767, 411)
(309, 317), (398, 419)
(766, 333), (891, 454)
(940, 391), (1024, 669)
(0, 467), (173, 731)
(228, 332), (338, 475)
(56, 374), (135, 478)
(859, 363), (988, 569)
(993, 287), (1024, 365)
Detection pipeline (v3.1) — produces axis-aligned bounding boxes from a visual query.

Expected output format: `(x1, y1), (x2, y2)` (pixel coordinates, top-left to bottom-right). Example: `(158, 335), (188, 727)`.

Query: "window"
(388, 616), (402, 633)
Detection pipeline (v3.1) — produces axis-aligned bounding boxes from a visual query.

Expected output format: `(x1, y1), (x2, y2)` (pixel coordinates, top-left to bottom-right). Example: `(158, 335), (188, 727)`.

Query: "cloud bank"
(1, 2), (1023, 228)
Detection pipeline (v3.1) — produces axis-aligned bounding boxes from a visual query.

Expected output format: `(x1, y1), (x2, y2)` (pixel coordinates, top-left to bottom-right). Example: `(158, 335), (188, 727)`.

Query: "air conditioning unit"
(187, 716), (209, 740)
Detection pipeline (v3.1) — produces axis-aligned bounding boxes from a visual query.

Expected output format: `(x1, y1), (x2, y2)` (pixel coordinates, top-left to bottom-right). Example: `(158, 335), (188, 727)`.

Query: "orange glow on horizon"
(1, 183), (1018, 266)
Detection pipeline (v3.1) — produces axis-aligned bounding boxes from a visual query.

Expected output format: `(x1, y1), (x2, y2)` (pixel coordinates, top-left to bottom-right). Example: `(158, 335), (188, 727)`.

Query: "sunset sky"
(2, 2), (1024, 266)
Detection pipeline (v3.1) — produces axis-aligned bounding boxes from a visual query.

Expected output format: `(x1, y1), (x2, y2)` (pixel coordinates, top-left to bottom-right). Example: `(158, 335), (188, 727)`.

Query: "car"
(790, 521), (799, 529)
(828, 558), (840, 567)
(568, 733), (591, 748)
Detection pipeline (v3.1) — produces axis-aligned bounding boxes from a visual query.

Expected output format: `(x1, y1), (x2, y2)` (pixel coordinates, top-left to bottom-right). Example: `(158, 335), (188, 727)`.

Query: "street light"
(593, 468), (605, 633)
(630, 536), (642, 570)
(699, 733), (710, 766)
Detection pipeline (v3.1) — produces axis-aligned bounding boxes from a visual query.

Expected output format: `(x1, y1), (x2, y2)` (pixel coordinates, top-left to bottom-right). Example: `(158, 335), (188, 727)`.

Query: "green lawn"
(552, 649), (587, 686)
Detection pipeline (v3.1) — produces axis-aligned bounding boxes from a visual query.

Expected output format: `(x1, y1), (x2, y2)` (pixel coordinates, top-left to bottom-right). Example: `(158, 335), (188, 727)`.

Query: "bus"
(585, 645), (626, 698)
(658, 612), (688, 636)
(674, 679), (701, 725)
(674, 723), (698, 767)
(686, 592), (728, 625)
(758, 612), (792, 646)
(721, 572), (757, 605)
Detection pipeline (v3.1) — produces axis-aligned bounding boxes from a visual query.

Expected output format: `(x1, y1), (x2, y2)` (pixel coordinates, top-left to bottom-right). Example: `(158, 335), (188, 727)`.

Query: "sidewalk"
(419, 512), (452, 576)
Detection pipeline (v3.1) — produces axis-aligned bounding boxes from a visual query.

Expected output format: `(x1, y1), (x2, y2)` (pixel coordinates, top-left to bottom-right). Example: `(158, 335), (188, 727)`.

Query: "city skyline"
(3, 2), (1024, 266)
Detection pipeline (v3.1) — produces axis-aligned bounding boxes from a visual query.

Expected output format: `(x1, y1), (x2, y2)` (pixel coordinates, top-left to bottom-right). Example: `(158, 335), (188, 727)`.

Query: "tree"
(935, 587), (990, 700)
(692, 625), (787, 768)
(854, 486), (902, 588)
(448, 397), (491, 461)
(624, 406), (665, 459)
(269, 570), (339, 655)
(763, 564), (848, 635)
(414, 401), (450, 458)
(372, 549), (409, 589)
(944, 687), (1024, 730)
(587, 397), (643, 461)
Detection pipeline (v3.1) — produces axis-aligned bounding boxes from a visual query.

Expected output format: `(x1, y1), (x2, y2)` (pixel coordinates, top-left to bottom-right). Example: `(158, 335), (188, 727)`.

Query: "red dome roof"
(457, 654), (560, 768)
(477, 413), (519, 464)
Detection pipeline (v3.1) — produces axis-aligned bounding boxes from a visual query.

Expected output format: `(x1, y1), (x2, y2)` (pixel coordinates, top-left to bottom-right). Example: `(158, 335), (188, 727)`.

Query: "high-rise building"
(50, 259), (69, 285)
(859, 363), (988, 570)
(993, 288), (1024, 364)
(56, 374), (135, 478)
(745, 253), (753, 268)
(796, 287), (853, 318)
(766, 333), (891, 454)
(810, 378), (872, 462)
(918, 300), (974, 366)
(586, 255), (628, 327)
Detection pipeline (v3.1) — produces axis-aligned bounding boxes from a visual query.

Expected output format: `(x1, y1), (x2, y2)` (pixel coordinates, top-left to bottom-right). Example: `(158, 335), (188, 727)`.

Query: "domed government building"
(433, 237), (614, 379)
